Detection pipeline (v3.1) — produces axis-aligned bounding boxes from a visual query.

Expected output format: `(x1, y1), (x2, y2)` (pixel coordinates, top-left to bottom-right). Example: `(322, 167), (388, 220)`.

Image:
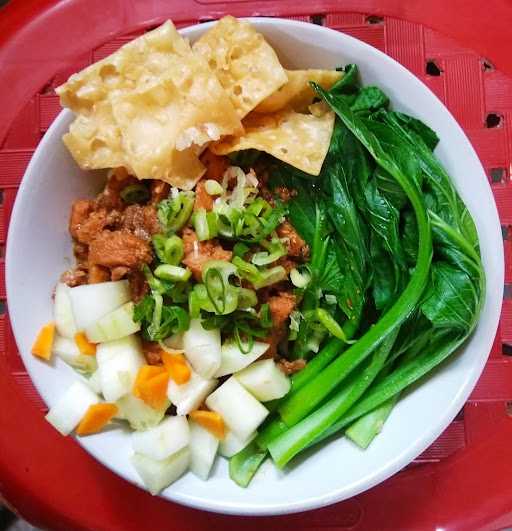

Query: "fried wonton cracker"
(255, 69), (343, 113)
(57, 20), (242, 188)
(211, 105), (335, 175)
(193, 16), (288, 119)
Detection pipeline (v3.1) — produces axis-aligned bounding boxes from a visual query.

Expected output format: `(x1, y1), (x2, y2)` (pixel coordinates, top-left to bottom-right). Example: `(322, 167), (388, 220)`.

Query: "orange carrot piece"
(189, 410), (226, 440)
(74, 331), (97, 356)
(76, 403), (118, 436)
(31, 322), (56, 360)
(161, 352), (191, 385)
(133, 365), (169, 409)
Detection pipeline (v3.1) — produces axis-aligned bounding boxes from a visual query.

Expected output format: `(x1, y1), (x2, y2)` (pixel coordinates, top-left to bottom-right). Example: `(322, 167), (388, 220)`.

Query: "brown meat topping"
(274, 186), (297, 202)
(121, 204), (161, 241)
(60, 266), (88, 287)
(268, 292), (297, 328)
(88, 264), (110, 284)
(73, 241), (89, 266)
(142, 340), (163, 365)
(194, 180), (214, 211)
(200, 150), (229, 182)
(151, 180), (170, 204)
(69, 199), (94, 240)
(111, 266), (131, 281)
(262, 291), (297, 358)
(89, 230), (152, 269)
(128, 270), (149, 302)
(182, 227), (232, 282)
(277, 221), (309, 259)
(277, 358), (306, 375)
(95, 168), (137, 210)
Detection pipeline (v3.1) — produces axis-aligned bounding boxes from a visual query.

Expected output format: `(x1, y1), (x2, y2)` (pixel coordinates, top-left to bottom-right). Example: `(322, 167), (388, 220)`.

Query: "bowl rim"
(6, 16), (504, 516)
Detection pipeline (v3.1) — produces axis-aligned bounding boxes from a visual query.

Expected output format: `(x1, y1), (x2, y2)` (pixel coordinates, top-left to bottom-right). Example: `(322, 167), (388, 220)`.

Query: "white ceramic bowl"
(6, 18), (504, 516)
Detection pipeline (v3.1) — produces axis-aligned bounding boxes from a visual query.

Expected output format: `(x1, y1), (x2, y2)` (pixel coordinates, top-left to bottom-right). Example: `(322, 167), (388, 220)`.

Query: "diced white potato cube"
(163, 333), (184, 350)
(167, 367), (217, 416)
(235, 359), (291, 401)
(131, 447), (189, 495)
(53, 335), (97, 374)
(183, 319), (221, 378)
(54, 283), (77, 338)
(85, 369), (103, 394)
(189, 421), (219, 480)
(85, 302), (140, 343)
(45, 380), (99, 435)
(116, 393), (169, 431)
(69, 280), (131, 330)
(206, 377), (268, 440)
(219, 430), (257, 458)
(132, 416), (189, 461)
(96, 335), (144, 402)
(215, 340), (269, 377)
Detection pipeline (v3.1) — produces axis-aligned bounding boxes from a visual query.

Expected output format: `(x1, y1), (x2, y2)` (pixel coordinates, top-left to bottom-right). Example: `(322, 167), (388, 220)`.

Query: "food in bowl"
(30, 16), (485, 496)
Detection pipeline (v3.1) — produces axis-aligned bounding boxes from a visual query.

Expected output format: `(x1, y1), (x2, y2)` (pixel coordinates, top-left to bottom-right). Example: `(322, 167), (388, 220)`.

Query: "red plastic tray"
(1, 1), (512, 529)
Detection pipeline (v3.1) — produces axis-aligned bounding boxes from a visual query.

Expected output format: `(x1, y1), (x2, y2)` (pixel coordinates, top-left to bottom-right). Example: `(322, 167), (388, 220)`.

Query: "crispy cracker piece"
(193, 16), (288, 119)
(211, 104), (335, 176)
(255, 69), (343, 113)
(57, 20), (241, 189)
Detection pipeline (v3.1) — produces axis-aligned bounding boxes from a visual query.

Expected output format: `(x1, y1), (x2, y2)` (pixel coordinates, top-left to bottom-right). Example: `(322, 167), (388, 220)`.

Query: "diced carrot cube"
(31, 322), (56, 360)
(189, 409), (226, 440)
(76, 403), (118, 436)
(133, 365), (169, 409)
(75, 332), (97, 356)
(161, 352), (191, 385)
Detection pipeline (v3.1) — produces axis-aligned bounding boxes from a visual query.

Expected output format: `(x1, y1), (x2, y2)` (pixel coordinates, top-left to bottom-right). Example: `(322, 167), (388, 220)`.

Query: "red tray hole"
(506, 401), (512, 417)
(504, 284), (512, 300)
(503, 343), (512, 356)
(485, 113), (503, 128)
(310, 14), (325, 26)
(481, 58), (495, 72)
(503, 225), (510, 240)
(365, 15), (384, 25)
(426, 60), (443, 77)
(490, 167), (507, 184)
(0, 301), (5, 316)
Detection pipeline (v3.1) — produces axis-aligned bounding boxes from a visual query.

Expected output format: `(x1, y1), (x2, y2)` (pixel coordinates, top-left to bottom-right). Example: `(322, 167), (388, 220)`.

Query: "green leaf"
(329, 63), (360, 95)
(387, 111), (439, 151)
(421, 262), (478, 330)
(402, 209), (418, 265)
(351, 86), (390, 114)
(370, 236), (397, 311)
(363, 178), (406, 267)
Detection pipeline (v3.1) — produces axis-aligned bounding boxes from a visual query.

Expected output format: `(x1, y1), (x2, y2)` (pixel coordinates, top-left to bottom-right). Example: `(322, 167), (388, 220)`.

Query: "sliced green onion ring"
(154, 264), (191, 282)
(121, 183), (150, 204)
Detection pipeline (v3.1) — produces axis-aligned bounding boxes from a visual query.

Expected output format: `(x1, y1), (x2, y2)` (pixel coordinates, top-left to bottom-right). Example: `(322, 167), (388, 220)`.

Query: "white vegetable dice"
(215, 340), (269, 377)
(219, 430), (257, 458)
(116, 394), (169, 431)
(68, 280), (131, 330)
(52, 335), (97, 374)
(96, 335), (144, 402)
(167, 367), (217, 416)
(235, 359), (291, 401)
(131, 416), (190, 461)
(131, 447), (189, 495)
(189, 421), (219, 480)
(54, 283), (77, 338)
(85, 301), (140, 343)
(45, 380), (99, 435)
(206, 377), (268, 439)
(183, 319), (221, 378)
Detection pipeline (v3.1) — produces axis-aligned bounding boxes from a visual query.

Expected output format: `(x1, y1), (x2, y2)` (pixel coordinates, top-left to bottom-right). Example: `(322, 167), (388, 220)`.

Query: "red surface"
(1, 1), (511, 529)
